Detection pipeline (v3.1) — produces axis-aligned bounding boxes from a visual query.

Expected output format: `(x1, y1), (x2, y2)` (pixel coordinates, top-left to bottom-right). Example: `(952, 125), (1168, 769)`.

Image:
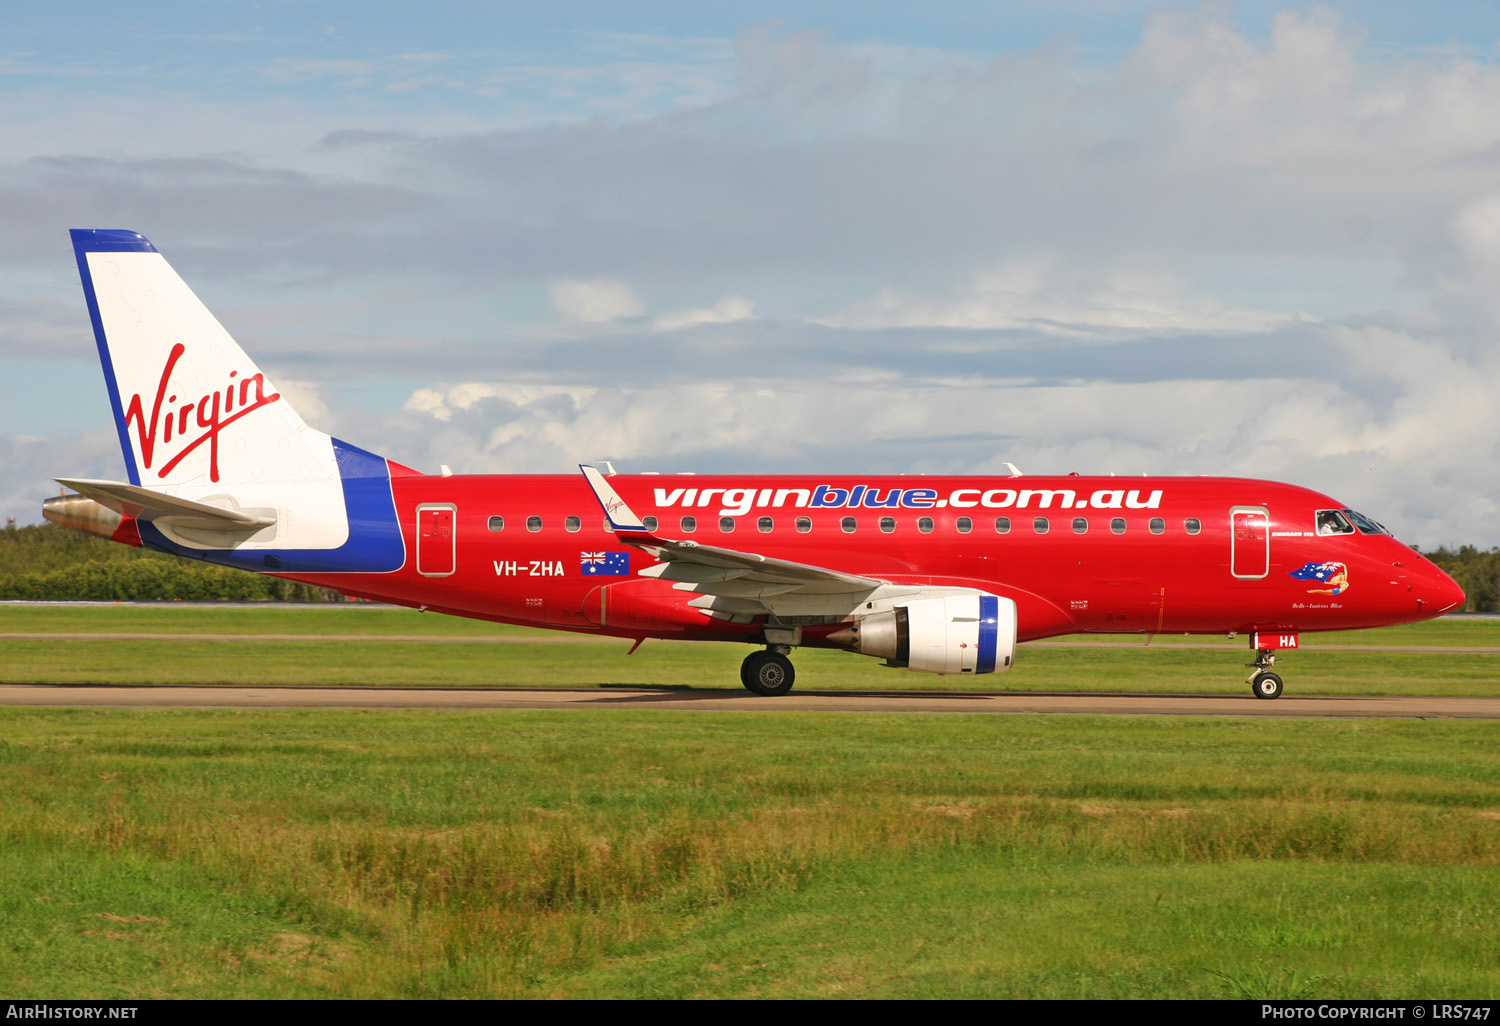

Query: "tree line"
(1424, 547), (1500, 613)
(0, 523), (341, 602)
(2, 522), (1497, 611)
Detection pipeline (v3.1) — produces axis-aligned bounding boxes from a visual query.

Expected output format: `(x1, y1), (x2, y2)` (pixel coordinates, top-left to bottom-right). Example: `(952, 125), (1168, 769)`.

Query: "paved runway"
(4, 634), (1497, 654)
(1, 684), (1496, 719)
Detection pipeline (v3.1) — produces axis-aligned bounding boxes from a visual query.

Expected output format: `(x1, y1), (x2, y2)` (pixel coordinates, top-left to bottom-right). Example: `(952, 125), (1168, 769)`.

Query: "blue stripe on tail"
(136, 438), (406, 574)
(71, 229), (157, 485)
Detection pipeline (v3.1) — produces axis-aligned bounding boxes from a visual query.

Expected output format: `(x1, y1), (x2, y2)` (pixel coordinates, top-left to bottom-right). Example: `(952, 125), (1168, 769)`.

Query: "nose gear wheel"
(1246, 648), (1284, 699)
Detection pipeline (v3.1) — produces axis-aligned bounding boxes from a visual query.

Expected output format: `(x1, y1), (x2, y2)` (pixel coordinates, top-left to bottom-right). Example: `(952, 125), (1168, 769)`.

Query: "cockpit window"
(1316, 509), (1354, 536)
(1343, 508), (1389, 535)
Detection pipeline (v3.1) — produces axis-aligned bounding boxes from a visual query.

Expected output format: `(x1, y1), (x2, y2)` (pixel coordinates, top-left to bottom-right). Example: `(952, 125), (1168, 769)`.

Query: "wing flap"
(634, 538), (882, 591)
(638, 563), (751, 584)
(673, 578), (800, 598)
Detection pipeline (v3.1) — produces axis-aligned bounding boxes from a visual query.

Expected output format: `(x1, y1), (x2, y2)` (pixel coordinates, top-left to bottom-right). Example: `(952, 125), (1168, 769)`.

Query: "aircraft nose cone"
(1434, 569), (1466, 613)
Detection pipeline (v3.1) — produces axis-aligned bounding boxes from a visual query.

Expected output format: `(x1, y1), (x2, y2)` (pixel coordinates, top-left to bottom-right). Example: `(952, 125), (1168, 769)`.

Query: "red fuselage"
(291, 472), (1465, 647)
(60, 230), (1466, 697)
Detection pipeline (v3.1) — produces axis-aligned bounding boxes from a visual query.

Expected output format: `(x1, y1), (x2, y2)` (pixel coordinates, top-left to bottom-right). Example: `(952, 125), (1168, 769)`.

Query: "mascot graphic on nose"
(1289, 561), (1350, 596)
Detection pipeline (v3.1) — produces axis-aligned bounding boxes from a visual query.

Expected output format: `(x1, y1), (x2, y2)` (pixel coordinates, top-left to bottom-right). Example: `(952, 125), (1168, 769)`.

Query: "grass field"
(3, 602), (1495, 643)
(1, 604), (1496, 695)
(2, 709), (1498, 998)
(1, 606), (1498, 999)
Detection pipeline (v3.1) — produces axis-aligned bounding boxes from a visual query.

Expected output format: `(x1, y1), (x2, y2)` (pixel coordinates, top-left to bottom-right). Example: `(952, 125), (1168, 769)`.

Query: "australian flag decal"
(580, 551), (631, 576)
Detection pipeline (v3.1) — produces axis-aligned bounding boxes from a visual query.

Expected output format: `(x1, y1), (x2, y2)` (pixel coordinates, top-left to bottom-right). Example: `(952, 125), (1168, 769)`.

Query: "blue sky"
(4, 1), (1500, 545)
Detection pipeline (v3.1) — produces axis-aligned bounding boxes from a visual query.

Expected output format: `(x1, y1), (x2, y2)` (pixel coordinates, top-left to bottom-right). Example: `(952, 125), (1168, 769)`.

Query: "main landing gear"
(741, 646), (796, 696)
(1246, 648), (1284, 700)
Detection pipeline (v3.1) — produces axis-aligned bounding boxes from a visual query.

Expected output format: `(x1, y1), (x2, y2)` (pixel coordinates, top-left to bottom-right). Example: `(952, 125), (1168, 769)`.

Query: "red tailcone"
(111, 516), (143, 548)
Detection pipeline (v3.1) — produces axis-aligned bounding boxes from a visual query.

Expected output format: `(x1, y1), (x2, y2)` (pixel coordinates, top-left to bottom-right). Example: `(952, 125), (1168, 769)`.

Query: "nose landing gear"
(1247, 648), (1284, 700)
(741, 645), (796, 696)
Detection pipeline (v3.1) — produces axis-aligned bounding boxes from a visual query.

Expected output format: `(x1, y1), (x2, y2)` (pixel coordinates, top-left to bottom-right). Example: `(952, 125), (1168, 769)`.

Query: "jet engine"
(42, 493), (122, 540)
(829, 593), (1017, 674)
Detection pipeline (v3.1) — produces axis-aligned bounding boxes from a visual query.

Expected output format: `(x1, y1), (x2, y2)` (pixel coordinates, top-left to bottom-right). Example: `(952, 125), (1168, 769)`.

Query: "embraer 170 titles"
(44, 230), (1466, 699)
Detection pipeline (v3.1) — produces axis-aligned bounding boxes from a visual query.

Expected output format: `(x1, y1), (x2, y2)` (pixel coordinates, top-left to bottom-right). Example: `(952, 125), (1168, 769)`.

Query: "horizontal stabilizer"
(55, 478), (276, 531)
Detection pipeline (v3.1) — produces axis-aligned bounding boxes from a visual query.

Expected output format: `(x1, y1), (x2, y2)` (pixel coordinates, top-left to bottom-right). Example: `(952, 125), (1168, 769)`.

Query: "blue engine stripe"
(976, 594), (999, 674)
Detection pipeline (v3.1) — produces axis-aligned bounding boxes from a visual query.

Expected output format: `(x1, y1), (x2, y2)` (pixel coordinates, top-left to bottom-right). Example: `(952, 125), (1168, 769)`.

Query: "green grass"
(3, 603), (1495, 644)
(4, 636), (1499, 695)
(1, 606), (1495, 694)
(2, 709), (1498, 998)
(2, 608), (1495, 997)
(0, 603), (541, 637)
(1059, 617), (1500, 648)
(570, 860), (1500, 999)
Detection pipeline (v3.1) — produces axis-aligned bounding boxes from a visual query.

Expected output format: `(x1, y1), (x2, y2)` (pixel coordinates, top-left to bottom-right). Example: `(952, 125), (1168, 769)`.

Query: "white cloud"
(375, 352), (1489, 547)
(652, 294), (754, 331)
(402, 387), (452, 421)
(8, 6), (1500, 547)
(0, 427), (123, 527)
(547, 278), (644, 323)
(401, 382), (599, 426)
(820, 256), (1296, 338)
(269, 378), (333, 427)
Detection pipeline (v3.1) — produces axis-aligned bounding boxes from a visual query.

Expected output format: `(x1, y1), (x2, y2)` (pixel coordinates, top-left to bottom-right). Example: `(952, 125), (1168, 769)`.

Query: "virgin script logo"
(124, 342), (281, 482)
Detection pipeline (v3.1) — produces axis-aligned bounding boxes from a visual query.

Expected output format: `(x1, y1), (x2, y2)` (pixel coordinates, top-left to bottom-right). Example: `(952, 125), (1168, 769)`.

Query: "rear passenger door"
(416, 503), (457, 576)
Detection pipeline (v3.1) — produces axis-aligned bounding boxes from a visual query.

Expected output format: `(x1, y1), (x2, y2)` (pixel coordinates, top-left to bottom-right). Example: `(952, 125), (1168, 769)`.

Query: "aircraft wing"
(633, 538), (881, 592)
(56, 478), (276, 531)
(580, 465), (887, 622)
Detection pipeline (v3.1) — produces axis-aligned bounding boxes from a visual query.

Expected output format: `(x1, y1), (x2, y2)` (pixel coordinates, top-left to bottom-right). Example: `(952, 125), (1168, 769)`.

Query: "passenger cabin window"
(643, 516), (658, 532)
(918, 517), (934, 533)
(879, 516), (896, 533)
(680, 516), (697, 533)
(1110, 517), (1125, 535)
(795, 516), (812, 533)
(719, 517), (735, 533)
(1149, 518), (1165, 535)
(1184, 518), (1201, 535)
(565, 516), (581, 533)
(841, 517), (857, 534)
(1072, 518), (1087, 534)
(758, 516), (773, 533)
(526, 515), (542, 532)
(994, 517), (1011, 534)
(487, 516), (504, 532)
(1316, 509), (1354, 536)
(956, 517), (972, 534)
(1034, 517), (1049, 534)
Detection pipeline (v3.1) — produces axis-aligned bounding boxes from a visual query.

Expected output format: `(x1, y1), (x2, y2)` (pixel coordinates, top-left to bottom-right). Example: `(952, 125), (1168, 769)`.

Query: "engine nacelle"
(41, 493), (123, 540)
(830, 593), (1017, 674)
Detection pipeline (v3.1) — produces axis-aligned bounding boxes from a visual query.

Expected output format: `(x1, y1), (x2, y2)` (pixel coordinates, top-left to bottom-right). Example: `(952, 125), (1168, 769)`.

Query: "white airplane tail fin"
(71, 229), (335, 490)
(64, 230), (406, 573)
